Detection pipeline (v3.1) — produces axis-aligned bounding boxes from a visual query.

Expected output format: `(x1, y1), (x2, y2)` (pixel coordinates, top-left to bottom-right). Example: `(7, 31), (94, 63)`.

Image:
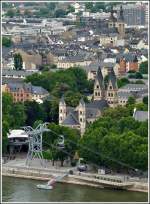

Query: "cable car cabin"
(7, 129), (29, 155)
(57, 135), (65, 149)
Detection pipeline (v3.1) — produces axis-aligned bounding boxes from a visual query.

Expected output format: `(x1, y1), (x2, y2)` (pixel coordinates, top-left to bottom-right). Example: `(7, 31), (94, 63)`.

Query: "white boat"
(37, 184), (53, 190)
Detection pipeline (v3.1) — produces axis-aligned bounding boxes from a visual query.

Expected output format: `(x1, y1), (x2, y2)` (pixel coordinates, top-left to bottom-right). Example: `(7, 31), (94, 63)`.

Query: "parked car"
(77, 158), (87, 172)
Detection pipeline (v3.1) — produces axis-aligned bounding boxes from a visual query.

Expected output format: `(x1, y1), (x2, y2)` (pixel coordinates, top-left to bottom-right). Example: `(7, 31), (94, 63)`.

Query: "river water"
(2, 176), (148, 202)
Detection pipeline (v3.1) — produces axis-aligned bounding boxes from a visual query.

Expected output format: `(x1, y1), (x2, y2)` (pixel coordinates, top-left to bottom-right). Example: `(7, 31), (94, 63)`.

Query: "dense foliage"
(25, 67), (93, 106)
(43, 123), (80, 166)
(79, 106), (148, 171)
(2, 37), (12, 47)
(139, 61), (148, 74)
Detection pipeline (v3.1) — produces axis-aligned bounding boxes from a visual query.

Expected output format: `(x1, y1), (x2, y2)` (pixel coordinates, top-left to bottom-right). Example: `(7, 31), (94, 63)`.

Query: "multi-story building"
(59, 67), (118, 135)
(116, 53), (139, 75)
(2, 82), (49, 103)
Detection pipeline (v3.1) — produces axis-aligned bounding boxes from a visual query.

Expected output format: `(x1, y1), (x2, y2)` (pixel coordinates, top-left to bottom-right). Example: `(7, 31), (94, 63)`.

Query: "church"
(59, 67), (118, 135)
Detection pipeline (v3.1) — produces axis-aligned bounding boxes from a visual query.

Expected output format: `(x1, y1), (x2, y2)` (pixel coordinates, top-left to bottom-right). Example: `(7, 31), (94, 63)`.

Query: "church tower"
(117, 5), (125, 39)
(59, 96), (66, 125)
(108, 6), (117, 29)
(106, 68), (118, 108)
(94, 67), (105, 100)
(78, 98), (86, 135)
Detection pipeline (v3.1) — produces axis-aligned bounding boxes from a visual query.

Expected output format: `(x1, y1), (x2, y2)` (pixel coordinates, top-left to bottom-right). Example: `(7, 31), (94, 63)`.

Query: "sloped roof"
(107, 68), (118, 89)
(62, 111), (80, 126)
(32, 86), (49, 95)
(134, 111), (148, 122)
(95, 66), (105, 89)
(86, 99), (109, 111)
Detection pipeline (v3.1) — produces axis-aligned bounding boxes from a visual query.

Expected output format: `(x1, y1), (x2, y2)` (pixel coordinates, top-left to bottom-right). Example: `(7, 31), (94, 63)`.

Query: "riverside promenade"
(2, 158), (148, 192)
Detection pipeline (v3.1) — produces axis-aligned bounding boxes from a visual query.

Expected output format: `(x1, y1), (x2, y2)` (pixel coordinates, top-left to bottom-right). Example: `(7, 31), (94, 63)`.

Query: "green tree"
(79, 106), (148, 171)
(117, 78), (129, 88)
(135, 72), (143, 79)
(127, 96), (136, 106)
(67, 5), (75, 13)
(43, 123), (80, 166)
(85, 2), (93, 10)
(143, 96), (148, 105)
(24, 101), (46, 126)
(6, 9), (15, 17)
(54, 9), (66, 18)
(139, 61), (148, 74)
(14, 53), (23, 70)
(2, 37), (12, 47)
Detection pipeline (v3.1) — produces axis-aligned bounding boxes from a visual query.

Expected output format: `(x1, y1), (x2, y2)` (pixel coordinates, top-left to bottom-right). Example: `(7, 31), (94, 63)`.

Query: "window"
(111, 93), (113, 97)
(109, 86), (112, 89)
(60, 117), (62, 121)
(21, 94), (23, 97)
(108, 93), (111, 97)
(80, 111), (82, 115)
(98, 92), (100, 96)
(97, 85), (99, 89)
(95, 92), (97, 96)
(80, 118), (82, 122)
(60, 109), (62, 113)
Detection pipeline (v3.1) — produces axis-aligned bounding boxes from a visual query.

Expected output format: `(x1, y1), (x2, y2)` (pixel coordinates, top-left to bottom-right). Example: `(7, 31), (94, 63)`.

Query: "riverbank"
(2, 164), (148, 193)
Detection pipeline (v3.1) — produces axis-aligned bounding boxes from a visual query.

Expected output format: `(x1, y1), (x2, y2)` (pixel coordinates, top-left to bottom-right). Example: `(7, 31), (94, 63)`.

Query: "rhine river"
(2, 176), (148, 202)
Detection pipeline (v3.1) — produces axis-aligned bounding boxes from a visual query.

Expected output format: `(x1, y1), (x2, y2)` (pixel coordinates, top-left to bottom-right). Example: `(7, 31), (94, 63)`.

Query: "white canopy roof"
(7, 129), (28, 139)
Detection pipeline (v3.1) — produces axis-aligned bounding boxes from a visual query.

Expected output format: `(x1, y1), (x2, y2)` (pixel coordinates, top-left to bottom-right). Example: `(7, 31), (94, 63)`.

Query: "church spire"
(119, 5), (124, 22)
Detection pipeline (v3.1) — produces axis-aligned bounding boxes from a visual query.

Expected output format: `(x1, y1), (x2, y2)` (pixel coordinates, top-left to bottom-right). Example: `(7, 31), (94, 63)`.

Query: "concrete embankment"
(2, 166), (148, 193)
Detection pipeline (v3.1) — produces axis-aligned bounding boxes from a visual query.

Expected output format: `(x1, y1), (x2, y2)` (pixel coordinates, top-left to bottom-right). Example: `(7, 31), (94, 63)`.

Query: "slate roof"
(62, 110), (80, 126)
(86, 108), (100, 119)
(95, 66), (105, 89)
(118, 91), (133, 99)
(120, 84), (147, 91)
(86, 99), (109, 111)
(7, 82), (32, 92)
(62, 99), (108, 126)
(6, 82), (48, 95)
(116, 53), (138, 63)
(134, 111), (148, 122)
(108, 68), (118, 89)
(32, 86), (49, 95)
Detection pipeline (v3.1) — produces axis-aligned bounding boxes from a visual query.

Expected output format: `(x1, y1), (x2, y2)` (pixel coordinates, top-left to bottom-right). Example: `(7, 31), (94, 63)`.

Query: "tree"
(14, 53), (23, 70)
(54, 9), (66, 18)
(135, 72), (143, 79)
(85, 2), (93, 10)
(78, 105), (148, 171)
(25, 67), (92, 99)
(2, 37), (12, 47)
(43, 123), (80, 166)
(143, 96), (148, 105)
(127, 96), (136, 106)
(139, 61), (148, 74)
(67, 5), (75, 13)
(24, 101), (46, 126)
(117, 78), (129, 88)
(6, 9), (15, 17)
